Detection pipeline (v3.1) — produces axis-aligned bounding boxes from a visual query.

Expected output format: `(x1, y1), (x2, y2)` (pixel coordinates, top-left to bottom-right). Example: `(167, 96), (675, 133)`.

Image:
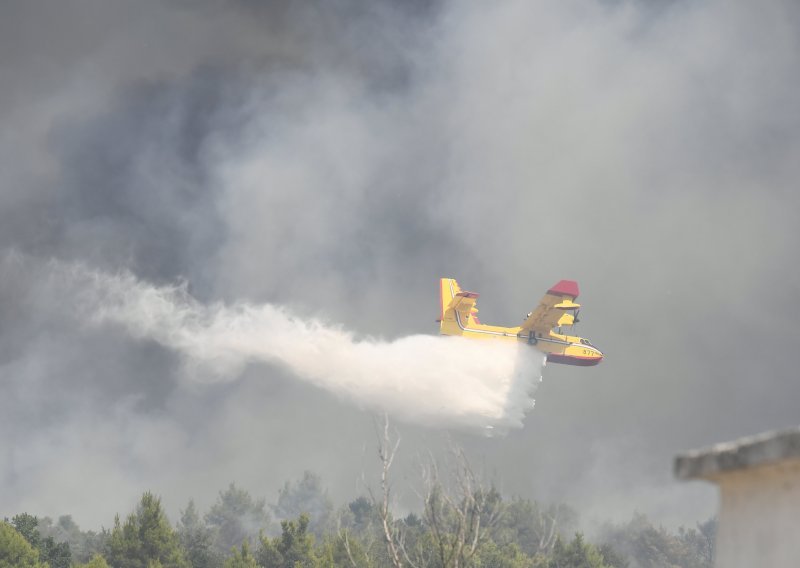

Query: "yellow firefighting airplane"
(437, 278), (603, 366)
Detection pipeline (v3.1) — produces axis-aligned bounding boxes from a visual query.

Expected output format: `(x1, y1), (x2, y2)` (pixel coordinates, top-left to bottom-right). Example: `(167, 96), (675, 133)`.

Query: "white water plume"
(62, 264), (544, 430)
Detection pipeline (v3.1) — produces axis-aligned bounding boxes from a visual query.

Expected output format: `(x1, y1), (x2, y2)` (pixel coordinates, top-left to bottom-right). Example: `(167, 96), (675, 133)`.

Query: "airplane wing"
(520, 280), (580, 334)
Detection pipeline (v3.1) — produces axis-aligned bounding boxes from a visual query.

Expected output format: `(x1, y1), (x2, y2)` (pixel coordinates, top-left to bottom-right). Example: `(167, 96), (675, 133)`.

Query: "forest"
(0, 480), (716, 568)
(2, 436), (715, 568)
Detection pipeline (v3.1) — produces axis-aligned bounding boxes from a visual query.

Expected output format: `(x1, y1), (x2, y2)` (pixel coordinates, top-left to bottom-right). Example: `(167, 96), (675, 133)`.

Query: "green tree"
(38, 515), (105, 568)
(332, 496), (390, 567)
(256, 514), (317, 568)
(107, 513), (140, 568)
(38, 516), (103, 564)
(422, 480), (502, 568)
(321, 531), (374, 568)
(547, 534), (610, 568)
(0, 522), (46, 568)
(40, 537), (71, 568)
(11, 513), (72, 568)
(347, 497), (376, 534)
(107, 492), (188, 568)
(177, 500), (220, 568)
(206, 484), (269, 556)
(223, 540), (259, 568)
(79, 554), (111, 568)
(475, 540), (532, 568)
(11, 514), (41, 550)
(598, 513), (713, 568)
(273, 472), (333, 537)
(491, 498), (577, 558)
(675, 518), (716, 568)
(596, 544), (628, 568)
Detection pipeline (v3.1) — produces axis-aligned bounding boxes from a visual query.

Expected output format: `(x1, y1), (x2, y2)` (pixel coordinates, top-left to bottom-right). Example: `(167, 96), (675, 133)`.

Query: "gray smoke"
(2, 0), (799, 529)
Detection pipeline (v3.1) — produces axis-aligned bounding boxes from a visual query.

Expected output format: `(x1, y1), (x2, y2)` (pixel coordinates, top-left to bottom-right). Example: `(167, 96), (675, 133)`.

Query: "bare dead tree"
(420, 444), (502, 568)
(341, 527), (361, 568)
(536, 507), (559, 554)
(533, 503), (574, 555)
(335, 512), (370, 568)
(366, 413), (421, 568)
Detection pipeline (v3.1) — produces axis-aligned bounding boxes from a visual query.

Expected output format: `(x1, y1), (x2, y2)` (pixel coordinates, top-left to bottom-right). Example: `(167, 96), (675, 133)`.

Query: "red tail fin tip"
(547, 280), (579, 298)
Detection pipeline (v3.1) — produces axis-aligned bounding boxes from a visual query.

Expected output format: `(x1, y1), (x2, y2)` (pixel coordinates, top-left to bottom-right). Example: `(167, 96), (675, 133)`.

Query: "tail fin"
(438, 278), (479, 335)
(438, 278), (459, 323)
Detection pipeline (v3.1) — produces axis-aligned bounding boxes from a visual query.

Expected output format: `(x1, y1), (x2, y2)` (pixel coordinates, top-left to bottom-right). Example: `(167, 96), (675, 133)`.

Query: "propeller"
(572, 309), (581, 331)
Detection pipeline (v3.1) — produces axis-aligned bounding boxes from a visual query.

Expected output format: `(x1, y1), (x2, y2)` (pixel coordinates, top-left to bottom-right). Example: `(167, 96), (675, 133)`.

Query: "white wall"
(714, 458), (800, 568)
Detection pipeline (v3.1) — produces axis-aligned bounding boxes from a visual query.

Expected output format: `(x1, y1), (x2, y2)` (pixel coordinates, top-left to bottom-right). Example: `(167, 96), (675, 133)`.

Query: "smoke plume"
(49, 258), (544, 431)
(3, 0), (800, 530)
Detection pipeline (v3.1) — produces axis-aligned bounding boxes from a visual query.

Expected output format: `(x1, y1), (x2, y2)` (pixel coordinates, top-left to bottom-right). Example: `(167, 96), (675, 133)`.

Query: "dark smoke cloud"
(2, 0), (799, 528)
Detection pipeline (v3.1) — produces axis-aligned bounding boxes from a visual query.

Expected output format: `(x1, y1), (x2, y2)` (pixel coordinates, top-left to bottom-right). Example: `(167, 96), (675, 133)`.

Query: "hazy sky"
(2, 0), (799, 530)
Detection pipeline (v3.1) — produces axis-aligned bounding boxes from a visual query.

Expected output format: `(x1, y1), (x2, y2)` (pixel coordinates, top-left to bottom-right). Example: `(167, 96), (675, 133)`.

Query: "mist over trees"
(2, 420), (715, 567)
(2, 468), (715, 567)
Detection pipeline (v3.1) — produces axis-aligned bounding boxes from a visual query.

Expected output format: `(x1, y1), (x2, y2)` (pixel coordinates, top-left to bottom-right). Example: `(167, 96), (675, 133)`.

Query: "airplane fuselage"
(438, 277), (603, 366)
(441, 308), (604, 366)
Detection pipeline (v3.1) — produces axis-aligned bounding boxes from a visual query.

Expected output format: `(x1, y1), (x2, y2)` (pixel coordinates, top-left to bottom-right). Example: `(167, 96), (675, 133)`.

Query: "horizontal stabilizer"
(554, 299), (580, 310)
(454, 291), (479, 301)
